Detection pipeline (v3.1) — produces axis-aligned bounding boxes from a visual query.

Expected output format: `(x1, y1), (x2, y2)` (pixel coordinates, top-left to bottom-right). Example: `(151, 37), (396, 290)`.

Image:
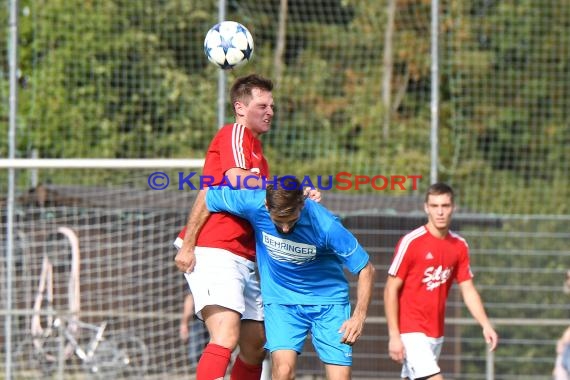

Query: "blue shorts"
(264, 303), (352, 366)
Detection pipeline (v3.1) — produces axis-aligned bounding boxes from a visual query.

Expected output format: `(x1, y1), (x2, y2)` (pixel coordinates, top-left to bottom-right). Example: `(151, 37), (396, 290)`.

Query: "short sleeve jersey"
(205, 187), (370, 305)
(388, 226), (472, 338)
(177, 123), (269, 261)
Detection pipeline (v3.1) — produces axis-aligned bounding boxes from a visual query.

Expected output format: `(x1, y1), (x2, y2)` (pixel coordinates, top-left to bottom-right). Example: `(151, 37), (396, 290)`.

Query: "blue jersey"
(205, 187), (370, 305)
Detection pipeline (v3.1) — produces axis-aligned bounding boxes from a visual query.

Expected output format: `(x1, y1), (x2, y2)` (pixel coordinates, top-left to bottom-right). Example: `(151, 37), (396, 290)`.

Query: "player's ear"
(423, 202), (429, 214)
(234, 101), (245, 117)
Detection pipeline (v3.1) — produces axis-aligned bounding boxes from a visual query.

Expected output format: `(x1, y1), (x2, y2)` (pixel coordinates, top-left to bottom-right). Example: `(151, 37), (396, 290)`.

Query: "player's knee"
(238, 343), (267, 364)
(272, 361), (295, 380)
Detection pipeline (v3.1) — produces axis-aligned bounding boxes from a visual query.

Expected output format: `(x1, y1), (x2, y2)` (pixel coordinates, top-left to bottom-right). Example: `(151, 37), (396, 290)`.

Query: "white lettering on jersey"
(262, 232), (317, 264)
(422, 265), (452, 291)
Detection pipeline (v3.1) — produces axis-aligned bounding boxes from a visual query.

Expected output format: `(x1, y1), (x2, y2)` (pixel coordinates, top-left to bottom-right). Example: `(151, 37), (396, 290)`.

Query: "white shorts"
(183, 247), (263, 321)
(400, 332), (443, 379)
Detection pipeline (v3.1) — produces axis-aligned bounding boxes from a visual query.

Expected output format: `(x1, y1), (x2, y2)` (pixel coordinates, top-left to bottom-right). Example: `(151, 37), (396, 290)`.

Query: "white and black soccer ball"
(204, 21), (254, 70)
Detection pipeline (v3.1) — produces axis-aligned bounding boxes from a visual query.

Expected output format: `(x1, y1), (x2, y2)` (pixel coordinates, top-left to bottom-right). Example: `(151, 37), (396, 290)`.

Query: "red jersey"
(176, 123), (269, 261)
(388, 226), (472, 338)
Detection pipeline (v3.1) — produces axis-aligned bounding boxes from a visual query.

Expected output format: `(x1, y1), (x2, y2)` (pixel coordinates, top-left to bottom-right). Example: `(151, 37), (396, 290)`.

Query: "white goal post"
(0, 158), (205, 169)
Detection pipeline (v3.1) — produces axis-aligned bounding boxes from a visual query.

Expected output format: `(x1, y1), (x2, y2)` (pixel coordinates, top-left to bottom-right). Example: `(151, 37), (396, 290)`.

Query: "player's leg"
(271, 349), (298, 380)
(231, 261), (266, 380)
(185, 248), (251, 380)
(231, 320), (266, 380)
(197, 305), (241, 379)
(307, 304), (353, 380)
(400, 332), (444, 380)
(323, 363), (351, 380)
(264, 303), (311, 380)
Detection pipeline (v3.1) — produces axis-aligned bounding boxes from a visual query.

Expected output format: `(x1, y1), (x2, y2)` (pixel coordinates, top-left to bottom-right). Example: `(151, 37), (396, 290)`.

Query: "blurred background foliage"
(0, 0), (568, 212)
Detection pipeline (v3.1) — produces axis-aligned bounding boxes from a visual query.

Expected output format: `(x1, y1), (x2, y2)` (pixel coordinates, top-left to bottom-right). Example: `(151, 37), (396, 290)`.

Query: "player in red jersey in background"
(384, 182), (498, 380)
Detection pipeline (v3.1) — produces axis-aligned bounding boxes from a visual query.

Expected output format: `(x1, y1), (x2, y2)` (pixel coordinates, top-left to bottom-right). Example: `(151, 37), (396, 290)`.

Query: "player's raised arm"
(174, 189), (211, 273)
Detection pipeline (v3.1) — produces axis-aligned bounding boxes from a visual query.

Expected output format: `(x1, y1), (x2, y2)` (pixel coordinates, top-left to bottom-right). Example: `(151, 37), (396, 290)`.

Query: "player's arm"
(224, 167), (264, 189)
(226, 168), (322, 202)
(458, 279), (499, 351)
(179, 294), (194, 342)
(384, 275), (405, 363)
(339, 261), (375, 346)
(174, 189), (211, 273)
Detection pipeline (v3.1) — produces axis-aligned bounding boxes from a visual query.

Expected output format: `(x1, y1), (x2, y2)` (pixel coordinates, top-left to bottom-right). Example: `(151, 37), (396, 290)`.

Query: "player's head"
(230, 74), (273, 106)
(265, 176), (304, 234)
(424, 182), (455, 204)
(424, 182), (456, 233)
(230, 74), (274, 137)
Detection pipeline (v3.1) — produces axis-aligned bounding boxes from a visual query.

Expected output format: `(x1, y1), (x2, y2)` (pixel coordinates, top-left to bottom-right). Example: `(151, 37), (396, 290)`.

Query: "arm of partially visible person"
(338, 261), (375, 345)
(459, 279), (499, 351)
(556, 326), (570, 353)
(179, 294), (194, 342)
(174, 189), (211, 273)
(384, 275), (405, 364)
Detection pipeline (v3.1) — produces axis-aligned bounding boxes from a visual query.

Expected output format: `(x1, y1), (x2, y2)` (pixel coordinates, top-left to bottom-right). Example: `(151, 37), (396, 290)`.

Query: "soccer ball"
(204, 21), (254, 70)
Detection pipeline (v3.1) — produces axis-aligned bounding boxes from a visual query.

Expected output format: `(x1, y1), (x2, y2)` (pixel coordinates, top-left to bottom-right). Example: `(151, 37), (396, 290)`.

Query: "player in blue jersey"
(175, 176), (376, 380)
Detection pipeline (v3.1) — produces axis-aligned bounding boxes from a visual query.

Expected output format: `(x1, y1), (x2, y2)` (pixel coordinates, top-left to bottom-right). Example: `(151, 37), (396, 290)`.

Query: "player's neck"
(425, 223), (449, 239)
(236, 120), (260, 139)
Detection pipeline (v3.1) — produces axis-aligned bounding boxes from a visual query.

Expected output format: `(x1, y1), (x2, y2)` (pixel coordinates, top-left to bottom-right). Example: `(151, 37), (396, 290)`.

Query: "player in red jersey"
(174, 74), (273, 380)
(384, 182), (498, 380)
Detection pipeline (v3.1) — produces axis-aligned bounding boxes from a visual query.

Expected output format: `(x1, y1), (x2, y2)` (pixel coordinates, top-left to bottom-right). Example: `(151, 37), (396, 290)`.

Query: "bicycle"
(14, 315), (149, 379)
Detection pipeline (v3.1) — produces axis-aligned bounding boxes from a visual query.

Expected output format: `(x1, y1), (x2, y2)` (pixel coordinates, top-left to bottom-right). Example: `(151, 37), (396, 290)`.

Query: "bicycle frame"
(53, 317), (108, 363)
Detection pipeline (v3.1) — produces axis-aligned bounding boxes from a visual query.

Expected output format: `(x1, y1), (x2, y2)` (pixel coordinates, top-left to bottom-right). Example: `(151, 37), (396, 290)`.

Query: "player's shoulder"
(448, 230), (469, 248)
(305, 199), (338, 221)
(401, 226), (429, 244)
(394, 226), (428, 251)
(216, 123), (252, 138)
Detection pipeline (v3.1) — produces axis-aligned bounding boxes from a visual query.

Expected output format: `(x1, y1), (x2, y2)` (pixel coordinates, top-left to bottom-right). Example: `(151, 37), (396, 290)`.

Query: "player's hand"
(388, 336), (406, 364)
(483, 325), (499, 351)
(338, 314), (365, 346)
(175, 245), (196, 273)
(304, 187), (322, 203)
(179, 324), (189, 342)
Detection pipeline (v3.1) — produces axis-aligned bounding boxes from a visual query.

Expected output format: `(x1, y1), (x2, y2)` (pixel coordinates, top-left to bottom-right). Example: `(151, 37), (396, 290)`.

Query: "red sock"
(230, 355), (263, 380)
(196, 343), (232, 380)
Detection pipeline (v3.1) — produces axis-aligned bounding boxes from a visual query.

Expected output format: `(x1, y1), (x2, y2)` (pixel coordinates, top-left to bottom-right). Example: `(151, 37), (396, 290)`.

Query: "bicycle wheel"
(13, 337), (59, 379)
(86, 333), (149, 380)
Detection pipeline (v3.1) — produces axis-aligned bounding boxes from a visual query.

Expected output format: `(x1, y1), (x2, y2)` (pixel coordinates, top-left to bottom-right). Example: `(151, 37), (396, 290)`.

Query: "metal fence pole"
(486, 348), (495, 380)
(217, 0), (227, 129)
(5, 0), (19, 379)
(430, 0), (439, 184)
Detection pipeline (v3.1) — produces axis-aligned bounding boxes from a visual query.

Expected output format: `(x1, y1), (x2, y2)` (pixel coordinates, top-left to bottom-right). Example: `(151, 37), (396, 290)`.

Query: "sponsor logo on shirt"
(425, 251), (434, 260)
(422, 265), (452, 291)
(262, 232), (317, 264)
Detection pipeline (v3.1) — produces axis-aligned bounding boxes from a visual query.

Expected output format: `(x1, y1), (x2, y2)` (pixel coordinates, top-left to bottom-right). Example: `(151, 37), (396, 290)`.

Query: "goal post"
(0, 158), (205, 169)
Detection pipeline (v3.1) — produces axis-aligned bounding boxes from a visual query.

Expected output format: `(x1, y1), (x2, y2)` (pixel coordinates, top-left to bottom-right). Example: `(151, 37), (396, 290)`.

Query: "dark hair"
(425, 182), (455, 203)
(266, 177), (305, 218)
(230, 74), (274, 112)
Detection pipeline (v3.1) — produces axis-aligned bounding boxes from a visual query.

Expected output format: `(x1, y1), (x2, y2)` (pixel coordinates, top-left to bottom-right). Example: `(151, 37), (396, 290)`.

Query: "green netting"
(0, 0), (568, 212)
(445, 1), (570, 214)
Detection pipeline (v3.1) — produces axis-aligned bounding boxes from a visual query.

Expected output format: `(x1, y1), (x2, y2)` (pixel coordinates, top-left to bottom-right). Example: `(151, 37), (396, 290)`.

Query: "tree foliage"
(0, 0), (567, 207)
